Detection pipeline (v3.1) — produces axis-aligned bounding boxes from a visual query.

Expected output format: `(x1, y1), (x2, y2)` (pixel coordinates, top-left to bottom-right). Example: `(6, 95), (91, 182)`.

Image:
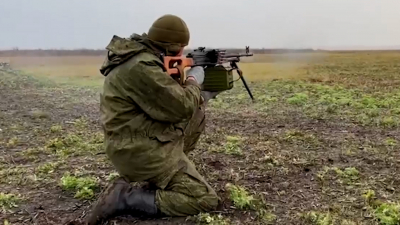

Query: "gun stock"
(163, 56), (194, 85)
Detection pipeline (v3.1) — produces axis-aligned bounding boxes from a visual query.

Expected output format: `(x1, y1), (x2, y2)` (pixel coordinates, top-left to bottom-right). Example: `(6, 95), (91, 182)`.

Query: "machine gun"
(163, 46), (254, 101)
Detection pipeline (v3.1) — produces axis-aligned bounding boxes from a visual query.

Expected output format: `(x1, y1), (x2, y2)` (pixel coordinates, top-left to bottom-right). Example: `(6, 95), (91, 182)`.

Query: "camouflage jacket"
(99, 34), (202, 188)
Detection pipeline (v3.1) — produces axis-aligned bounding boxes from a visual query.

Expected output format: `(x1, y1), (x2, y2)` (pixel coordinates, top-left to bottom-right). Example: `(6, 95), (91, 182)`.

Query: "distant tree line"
(0, 48), (398, 57)
(0, 49), (107, 57)
(0, 48), (321, 57)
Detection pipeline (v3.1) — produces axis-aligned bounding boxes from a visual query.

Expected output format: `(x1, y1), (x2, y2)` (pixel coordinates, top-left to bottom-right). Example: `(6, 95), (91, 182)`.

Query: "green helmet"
(148, 14), (190, 46)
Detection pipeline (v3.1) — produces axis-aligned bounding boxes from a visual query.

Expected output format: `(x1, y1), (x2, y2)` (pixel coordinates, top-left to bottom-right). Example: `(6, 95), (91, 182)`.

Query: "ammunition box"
(202, 65), (234, 91)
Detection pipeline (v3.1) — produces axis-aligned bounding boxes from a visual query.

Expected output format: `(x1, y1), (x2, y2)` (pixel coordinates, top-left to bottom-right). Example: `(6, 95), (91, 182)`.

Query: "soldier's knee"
(199, 191), (219, 212)
(208, 193), (219, 209)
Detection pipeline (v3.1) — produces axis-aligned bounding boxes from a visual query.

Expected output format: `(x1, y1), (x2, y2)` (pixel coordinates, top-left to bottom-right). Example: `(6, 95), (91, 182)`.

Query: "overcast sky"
(1, 0), (399, 50)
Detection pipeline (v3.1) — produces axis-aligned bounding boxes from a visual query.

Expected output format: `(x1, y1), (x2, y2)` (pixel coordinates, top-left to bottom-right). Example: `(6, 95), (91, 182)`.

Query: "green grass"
(225, 183), (254, 210)
(0, 193), (22, 213)
(60, 173), (99, 200)
(36, 162), (60, 175)
(45, 131), (103, 157)
(195, 213), (230, 225)
(362, 190), (400, 225)
(223, 136), (243, 156)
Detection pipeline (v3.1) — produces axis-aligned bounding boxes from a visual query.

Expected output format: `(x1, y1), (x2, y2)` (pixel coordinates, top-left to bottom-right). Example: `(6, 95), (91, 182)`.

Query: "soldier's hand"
(186, 66), (204, 85)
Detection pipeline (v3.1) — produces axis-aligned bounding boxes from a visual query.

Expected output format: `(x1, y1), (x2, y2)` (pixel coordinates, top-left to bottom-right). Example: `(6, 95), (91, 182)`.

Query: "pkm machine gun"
(163, 46), (254, 101)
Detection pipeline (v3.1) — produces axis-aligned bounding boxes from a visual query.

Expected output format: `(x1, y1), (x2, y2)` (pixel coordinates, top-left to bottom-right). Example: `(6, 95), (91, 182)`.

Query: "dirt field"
(1, 52), (400, 225)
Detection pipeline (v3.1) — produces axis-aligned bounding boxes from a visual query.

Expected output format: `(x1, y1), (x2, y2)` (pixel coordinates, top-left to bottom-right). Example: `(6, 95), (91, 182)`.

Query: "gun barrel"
(223, 53), (253, 58)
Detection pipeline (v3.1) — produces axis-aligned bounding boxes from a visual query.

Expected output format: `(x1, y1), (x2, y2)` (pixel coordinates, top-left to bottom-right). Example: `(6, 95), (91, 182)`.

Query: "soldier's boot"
(85, 177), (161, 225)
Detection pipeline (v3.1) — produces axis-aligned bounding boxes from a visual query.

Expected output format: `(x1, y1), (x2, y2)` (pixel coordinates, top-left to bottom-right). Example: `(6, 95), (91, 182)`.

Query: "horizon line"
(1, 46), (400, 51)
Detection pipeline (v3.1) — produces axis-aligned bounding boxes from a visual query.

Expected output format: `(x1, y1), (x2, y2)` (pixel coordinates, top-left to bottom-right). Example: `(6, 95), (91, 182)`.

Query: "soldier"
(85, 14), (221, 224)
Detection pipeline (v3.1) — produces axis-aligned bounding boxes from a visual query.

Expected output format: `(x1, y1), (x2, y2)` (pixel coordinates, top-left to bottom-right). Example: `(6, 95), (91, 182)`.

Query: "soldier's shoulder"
(106, 52), (165, 81)
(127, 52), (163, 68)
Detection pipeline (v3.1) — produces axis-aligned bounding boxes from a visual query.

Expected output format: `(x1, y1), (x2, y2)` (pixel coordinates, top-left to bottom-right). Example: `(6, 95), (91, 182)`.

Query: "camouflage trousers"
(153, 103), (219, 216)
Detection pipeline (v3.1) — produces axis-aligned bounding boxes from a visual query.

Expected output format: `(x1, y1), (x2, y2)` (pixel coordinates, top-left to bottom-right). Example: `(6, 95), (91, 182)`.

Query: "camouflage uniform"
(86, 15), (219, 225)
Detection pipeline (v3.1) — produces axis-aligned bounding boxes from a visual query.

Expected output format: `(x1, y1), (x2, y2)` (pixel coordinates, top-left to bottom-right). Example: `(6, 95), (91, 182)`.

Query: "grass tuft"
(60, 173), (99, 200)
(223, 136), (243, 155)
(195, 213), (230, 225)
(225, 183), (254, 210)
(0, 193), (22, 213)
